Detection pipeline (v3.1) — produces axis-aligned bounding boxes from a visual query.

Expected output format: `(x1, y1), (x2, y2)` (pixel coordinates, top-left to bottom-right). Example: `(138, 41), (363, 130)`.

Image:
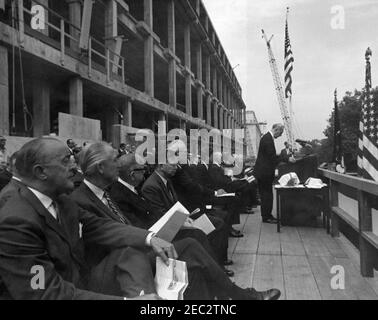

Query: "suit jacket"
(0, 178), (24, 210)
(0, 185), (131, 300)
(70, 183), (150, 266)
(110, 181), (158, 229)
(208, 164), (232, 190)
(141, 172), (178, 219)
(254, 132), (280, 181)
(172, 165), (214, 211)
(280, 148), (292, 163)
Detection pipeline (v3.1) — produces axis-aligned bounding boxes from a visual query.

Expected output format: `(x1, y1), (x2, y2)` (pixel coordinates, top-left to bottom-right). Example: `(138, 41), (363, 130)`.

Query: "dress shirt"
(118, 178), (138, 195)
(83, 179), (154, 246)
(28, 187), (58, 220)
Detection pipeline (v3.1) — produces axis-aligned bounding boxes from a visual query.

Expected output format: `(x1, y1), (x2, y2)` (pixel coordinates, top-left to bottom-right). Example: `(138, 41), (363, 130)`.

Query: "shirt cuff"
(145, 232), (156, 246)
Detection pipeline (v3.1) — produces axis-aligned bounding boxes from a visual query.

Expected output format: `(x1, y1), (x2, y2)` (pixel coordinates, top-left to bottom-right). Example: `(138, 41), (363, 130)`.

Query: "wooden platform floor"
(228, 211), (378, 300)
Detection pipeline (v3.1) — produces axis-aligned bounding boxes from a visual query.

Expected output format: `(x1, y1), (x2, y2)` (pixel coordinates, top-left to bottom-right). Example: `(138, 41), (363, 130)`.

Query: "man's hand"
(216, 189), (227, 196)
(288, 156), (296, 164)
(150, 237), (178, 266)
(128, 294), (164, 300)
(183, 217), (195, 228)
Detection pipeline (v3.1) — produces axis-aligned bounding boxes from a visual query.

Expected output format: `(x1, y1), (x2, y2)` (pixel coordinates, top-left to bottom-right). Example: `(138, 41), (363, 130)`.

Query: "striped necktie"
(103, 191), (127, 224)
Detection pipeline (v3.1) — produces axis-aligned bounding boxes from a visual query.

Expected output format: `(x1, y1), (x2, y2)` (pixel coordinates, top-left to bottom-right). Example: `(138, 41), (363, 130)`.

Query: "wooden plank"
(257, 222), (281, 256)
(308, 256), (357, 300)
(252, 254), (286, 300)
(335, 257), (378, 300)
(298, 228), (331, 257)
(335, 235), (378, 296)
(279, 227), (306, 256)
(314, 228), (348, 258)
(319, 169), (378, 197)
(228, 214), (248, 257)
(231, 253), (256, 289)
(282, 255), (321, 300)
(234, 213), (261, 254)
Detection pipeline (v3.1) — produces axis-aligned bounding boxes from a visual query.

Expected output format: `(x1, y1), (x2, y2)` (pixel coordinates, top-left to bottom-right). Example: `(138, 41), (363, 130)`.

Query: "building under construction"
(0, 0), (251, 154)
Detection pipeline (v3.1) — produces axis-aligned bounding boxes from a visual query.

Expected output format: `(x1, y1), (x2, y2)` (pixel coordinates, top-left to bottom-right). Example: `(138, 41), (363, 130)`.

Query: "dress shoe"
(241, 288), (281, 300)
(262, 216), (278, 224)
(229, 229), (244, 238)
(258, 289), (281, 300)
(223, 268), (235, 277)
(223, 259), (234, 266)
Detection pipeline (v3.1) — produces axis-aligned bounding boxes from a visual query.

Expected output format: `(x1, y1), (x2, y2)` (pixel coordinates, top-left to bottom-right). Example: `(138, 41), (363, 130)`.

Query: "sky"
(203, 0), (378, 142)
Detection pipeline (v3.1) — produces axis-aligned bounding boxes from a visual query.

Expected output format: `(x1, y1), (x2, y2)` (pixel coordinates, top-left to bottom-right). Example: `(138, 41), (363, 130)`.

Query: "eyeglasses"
(131, 167), (146, 173)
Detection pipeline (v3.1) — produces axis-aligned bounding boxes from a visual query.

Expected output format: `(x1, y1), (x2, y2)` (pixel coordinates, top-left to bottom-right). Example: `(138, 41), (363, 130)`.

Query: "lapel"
(20, 186), (70, 244)
(153, 172), (176, 206)
(79, 183), (121, 222)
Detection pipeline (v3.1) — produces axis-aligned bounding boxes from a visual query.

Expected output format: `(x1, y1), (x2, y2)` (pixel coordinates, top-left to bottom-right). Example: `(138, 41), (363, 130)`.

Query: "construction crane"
(261, 29), (296, 150)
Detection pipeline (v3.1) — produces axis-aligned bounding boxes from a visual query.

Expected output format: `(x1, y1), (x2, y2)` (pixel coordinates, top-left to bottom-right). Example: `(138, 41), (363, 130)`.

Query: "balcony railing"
(16, 0), (125, 84)
(319, 169), (378, 278)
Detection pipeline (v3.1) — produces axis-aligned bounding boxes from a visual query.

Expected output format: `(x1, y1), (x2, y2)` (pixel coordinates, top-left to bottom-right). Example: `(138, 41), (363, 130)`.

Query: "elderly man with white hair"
(253, 123), (287, 223)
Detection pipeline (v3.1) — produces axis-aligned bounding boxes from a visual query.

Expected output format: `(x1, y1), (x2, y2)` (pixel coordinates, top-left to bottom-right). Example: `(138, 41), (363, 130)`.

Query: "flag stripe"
(284, 20), (293, 99)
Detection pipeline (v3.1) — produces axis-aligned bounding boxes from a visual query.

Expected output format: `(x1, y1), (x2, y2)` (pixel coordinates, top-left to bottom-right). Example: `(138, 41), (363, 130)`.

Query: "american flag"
(284, 11), (294, 99)
(358, 48), (378, 181)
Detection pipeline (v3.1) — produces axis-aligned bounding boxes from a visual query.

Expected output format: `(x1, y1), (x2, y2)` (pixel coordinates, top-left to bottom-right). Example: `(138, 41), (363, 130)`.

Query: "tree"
(317, 88), (378, 171)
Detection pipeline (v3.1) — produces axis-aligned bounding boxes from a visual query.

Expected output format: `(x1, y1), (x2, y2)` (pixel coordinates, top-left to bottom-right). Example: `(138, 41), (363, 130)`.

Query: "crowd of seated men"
(0, 137), (279, 300)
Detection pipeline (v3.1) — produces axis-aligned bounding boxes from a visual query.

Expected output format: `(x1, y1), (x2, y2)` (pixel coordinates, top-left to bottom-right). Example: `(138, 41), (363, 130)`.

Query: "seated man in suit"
(0, 138), (281, 300)
(0, 138), (166, 300)
(69, 141), (280, 300)
(141, 161), (233, 272)
(111, 154), (233, 268)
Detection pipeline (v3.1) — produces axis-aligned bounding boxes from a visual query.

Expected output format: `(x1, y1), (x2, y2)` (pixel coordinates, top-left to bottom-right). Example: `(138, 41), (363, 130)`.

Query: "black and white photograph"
(0, 0), (377, 306)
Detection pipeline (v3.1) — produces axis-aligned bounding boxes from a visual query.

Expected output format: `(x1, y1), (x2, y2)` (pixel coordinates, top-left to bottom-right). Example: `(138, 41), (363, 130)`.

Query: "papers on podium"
(192, 214), (216, 235)
(155, 258), (188, 300)
(149, 202), (189, 242)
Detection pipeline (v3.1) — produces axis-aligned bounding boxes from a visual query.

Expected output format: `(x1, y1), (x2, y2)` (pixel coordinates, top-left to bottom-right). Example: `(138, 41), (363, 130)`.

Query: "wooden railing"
(319, 169), (378, 277)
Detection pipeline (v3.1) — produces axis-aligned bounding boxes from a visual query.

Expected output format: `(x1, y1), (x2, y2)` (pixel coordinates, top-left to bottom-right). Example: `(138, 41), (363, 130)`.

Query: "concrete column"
(122, 98), (133, 127)
(144, 0), (154, 97)
(218, 76), (223, 105)
(212, 68), (217, 98)
(205, 56), (211, 90)
(196, 43), (203, 119)
(184, 24), (191, 116)
(69, 78), (83, 117)
(195, 0), (200, 15)
(167, 0), (176, 108)
(0, 46), (9, 135)
(219, 107), (223, 130)
(206, 95), (212, 125)
(106, 107), (118, 142)
(213, 103), (218, 128)
(33, 79), (50, 136)
(67, 0), (81, 51)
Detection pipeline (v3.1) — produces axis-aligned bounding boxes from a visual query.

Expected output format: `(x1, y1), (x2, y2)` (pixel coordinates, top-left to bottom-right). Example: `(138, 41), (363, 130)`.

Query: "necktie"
(166, 180), (177, 203)
(103, 191), (128, 224)
(50, 201), (61, 224)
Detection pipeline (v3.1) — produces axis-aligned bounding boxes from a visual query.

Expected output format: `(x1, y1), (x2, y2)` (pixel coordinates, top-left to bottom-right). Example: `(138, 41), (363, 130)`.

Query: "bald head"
(118, 153), (147, 186)
(15, 137), (75, 197)
(272, 123), (285, 139)
(16, 138), (66, 179)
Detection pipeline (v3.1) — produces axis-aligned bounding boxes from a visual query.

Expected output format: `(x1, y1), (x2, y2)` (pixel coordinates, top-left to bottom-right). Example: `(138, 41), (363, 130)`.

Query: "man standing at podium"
(254, 124), (294, 223)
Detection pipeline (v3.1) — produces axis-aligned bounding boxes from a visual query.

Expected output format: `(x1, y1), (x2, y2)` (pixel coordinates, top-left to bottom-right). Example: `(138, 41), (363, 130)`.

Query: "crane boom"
(262, 29), (295, 148)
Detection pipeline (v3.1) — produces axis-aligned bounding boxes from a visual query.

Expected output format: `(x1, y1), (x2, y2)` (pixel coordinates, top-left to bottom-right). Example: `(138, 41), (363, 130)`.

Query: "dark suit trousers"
(172, 238), (246, 300)
(88, 247), (156, 298)
(257, 178), (274, 219)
